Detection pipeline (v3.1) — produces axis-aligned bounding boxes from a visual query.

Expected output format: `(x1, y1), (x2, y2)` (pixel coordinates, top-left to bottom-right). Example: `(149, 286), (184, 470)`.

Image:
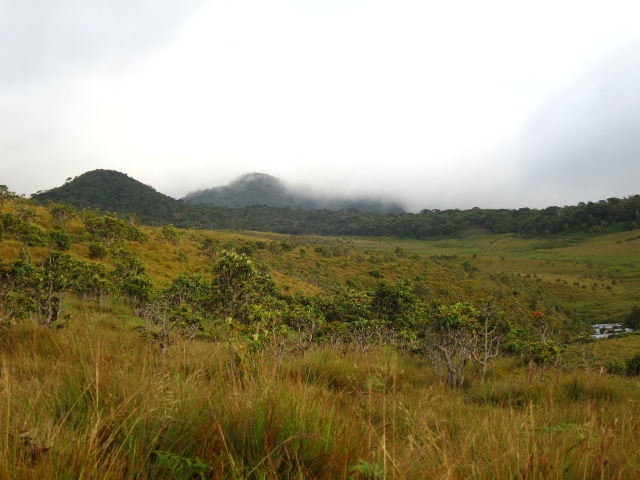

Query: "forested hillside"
(182, 172), (405, 214)
(31, 169), (640, 238)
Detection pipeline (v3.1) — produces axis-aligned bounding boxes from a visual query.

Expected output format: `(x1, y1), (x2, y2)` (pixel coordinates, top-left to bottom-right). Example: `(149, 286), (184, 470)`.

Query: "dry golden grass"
(2, 307), (640, 479)
(3, 202), (640, 478)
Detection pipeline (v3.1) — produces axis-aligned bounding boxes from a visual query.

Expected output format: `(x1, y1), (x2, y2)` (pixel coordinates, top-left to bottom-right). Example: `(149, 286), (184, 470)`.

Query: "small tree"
(111, 249), (153, 315)
(573, 332), (597, 373)
(81, 210), (148, 247)
(160, 224), (183, 245)
(0, 260), (34, 324)
(197, 237), (221, 261)
(49, 229), (75, 251)
(47, 201), (76, 228)
(213, 251), (277, 322)
(470, 298), (510, 380)
(0, 252), (82, 326)
(138, 292), (203, 356)
(87, 242), (108, 260)
(427, 301), (479, 389)
(285, 301), (325, 357)
(0, 185), (20, 208)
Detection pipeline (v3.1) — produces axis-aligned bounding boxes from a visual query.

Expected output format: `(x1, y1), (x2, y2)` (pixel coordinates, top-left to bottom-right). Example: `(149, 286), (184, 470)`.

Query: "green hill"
(30, 169), (640, 239)
(33, 169), (178, 214)
(183, 172), (406, 214)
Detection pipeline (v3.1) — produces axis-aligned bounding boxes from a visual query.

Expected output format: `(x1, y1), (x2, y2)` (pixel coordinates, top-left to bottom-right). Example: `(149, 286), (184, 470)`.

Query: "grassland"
(2, 307), (640, 479)
(2, 202), (640, 478)
(347, 231), (640, 324)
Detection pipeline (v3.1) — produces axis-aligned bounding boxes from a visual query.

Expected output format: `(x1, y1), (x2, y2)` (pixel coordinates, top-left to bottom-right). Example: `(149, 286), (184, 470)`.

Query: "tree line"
(31, 170), (640, 239)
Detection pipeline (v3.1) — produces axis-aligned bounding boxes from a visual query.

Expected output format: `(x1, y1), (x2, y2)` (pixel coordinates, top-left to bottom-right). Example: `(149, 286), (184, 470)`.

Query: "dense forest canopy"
(31, 169), (640, 238)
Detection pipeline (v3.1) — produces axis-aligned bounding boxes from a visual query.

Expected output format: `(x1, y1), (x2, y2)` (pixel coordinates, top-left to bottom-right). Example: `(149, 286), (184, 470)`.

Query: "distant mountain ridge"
(182, 173), (406, 214)
(29, 169), (640, 239)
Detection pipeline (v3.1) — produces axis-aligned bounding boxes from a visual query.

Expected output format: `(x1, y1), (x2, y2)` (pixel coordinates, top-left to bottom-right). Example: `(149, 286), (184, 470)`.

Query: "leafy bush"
(314, 245), (331, 258)
(606, 359), (626, 375)
(49, 229), (75, 250)
(87, 242), (108, 260)
(369, 270), (382, 279)
(626, 354), (640, 376)
(625, 306), (640, 330)
(81, 210), (148, 246)
(47, 200), (76, 227)
(236, 241), (257, 256)
(161, 223), (183, 245)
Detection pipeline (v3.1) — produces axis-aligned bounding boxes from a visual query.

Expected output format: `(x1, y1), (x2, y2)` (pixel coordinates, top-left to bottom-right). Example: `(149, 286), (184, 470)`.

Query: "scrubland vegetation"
(2, 186), (640, 478)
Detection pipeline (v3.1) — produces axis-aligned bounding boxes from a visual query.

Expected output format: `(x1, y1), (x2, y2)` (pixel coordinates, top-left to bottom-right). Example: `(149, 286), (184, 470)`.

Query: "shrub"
(606, 359), (626, 375)
(625, 306), (640, 330)
(87, 242), (108, 260)
(161, 224), (183, 245)
(236, 241), (257, 256)
(369, 270), (382, 279)
(49, 229), (75, 250)
(625, 354), (640, 376)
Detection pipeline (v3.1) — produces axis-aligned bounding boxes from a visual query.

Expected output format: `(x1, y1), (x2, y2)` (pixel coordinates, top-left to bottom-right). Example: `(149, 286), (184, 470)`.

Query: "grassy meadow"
(348, 231), (640, 324)
(2, 201), (640, 478)
(2, 307), (640, 479)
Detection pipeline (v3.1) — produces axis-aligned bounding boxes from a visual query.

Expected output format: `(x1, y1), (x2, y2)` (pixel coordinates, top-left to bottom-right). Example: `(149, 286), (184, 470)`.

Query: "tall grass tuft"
(2, 307), (640, 478)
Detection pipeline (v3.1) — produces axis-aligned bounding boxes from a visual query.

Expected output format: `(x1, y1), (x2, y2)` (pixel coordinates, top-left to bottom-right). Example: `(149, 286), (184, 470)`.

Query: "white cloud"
(1, 0), (640, 210)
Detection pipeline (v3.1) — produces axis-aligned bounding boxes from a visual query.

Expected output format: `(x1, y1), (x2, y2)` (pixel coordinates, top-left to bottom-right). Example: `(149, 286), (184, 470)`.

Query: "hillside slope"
(30, 169), (640, 239)
(182, 172), (406, 214)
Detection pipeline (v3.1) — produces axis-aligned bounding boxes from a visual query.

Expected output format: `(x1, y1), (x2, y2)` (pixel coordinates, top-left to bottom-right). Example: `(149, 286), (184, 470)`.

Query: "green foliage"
(1, 212), (48, 246)
(626, 354), (640, 376)
(236, 241), (258, 256)
(625, 306), (640, 329)
(111, 249), (152, 314)
(371, 278), (421, 331)
(213, 251), (278, 322)
(87, 242), (108, 259)
(163, 273), (215, 319)
(47, 200), (76, 227)
(0, 260), (35, 323)
(153, 450), (213, 479)
(283, 294), (326, 356)
(368, 269), (382, 278)
(31, 169), (640, 240)
(197, 236), (220, 261)
(606, 358), (626, 375)
(0, 184), (21, 206)
(0, 253), (99, 326)
(49, 229), (75, 251)
(160, 223), (183, 245)
(81, 209), (148, 246)
(138, 292), (204, 354)
(349, 459), (385, 479)
(314, 245), (332, 257)
(72, 260), (113, 303)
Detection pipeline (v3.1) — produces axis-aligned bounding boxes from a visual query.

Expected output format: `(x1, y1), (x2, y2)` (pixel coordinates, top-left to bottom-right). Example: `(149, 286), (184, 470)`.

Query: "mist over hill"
(29, 169), (640, 239)
(182, 173), (406, 214)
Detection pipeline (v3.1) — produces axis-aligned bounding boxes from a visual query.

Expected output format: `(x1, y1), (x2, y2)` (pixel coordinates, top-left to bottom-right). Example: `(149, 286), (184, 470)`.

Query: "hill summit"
(182, 173), (406, 214)
(30, 169), (183, 214)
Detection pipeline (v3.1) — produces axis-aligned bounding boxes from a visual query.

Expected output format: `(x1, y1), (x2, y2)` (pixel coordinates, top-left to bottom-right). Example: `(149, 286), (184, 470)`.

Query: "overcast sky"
(2, 0), (639, 212)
